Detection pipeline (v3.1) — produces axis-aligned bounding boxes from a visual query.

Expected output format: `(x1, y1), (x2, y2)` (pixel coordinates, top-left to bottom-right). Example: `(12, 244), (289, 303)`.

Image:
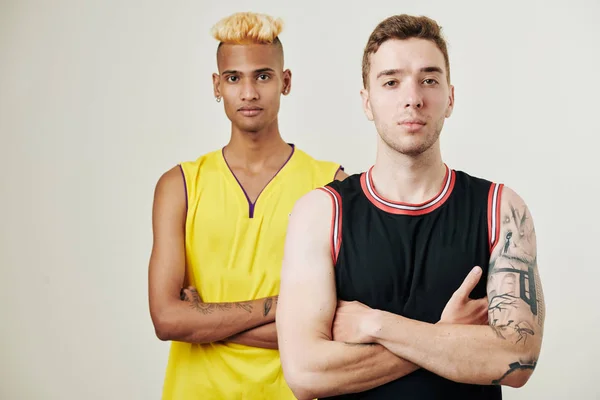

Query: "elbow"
(501, 369), (534, 389)
(154, 323), (172, 342)
(280, 353), (322, 400)
(495, 348), (539, 388)
(282, 367), (318, 400)
(151, 310), (176, 341)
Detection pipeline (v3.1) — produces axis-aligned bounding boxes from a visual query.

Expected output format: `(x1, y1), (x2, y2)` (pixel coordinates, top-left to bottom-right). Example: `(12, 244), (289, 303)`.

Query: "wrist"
(363, 308), (385, 343)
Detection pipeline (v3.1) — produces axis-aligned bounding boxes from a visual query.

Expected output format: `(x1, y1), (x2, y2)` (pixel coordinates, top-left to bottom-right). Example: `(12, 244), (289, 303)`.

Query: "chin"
(383, 138), (433, 156)
(236, 121), (265, 133)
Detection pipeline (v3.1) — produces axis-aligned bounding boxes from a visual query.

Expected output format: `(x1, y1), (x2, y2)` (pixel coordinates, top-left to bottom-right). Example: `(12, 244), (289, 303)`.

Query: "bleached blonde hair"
(211, 12), (284, 45)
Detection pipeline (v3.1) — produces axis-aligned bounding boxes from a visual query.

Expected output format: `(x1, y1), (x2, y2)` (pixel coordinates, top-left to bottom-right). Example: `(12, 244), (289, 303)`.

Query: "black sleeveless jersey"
(319, 165), (504, 400)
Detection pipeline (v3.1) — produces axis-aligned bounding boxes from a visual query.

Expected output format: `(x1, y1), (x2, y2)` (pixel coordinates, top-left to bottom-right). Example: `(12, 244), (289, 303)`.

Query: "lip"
(398, 119), (426, 132)
(238, 106), (263, 117)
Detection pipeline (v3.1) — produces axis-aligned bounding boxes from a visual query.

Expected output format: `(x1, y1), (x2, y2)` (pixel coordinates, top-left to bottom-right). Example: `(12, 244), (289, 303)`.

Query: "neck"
(225, 119), (289, 167)
(371, 138), (446, 204)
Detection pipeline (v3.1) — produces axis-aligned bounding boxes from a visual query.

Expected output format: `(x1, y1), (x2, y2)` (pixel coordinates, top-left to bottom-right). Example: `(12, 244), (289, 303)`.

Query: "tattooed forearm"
(236, 302), (253, 313)
(180, 287), (254, 314)
(191, 302), (233, 315)
(492, 360), (537, 385)
(263, 297), (273, 317)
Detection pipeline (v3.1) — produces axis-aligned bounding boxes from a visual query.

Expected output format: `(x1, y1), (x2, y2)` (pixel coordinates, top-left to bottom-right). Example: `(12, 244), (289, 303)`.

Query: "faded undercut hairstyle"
(361, 15), (451, 88)
(211, 12), (285, 58)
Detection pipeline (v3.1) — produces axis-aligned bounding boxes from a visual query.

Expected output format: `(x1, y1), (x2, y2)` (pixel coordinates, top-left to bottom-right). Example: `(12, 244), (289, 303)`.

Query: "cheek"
(371, 93), (397, 119)
(263, 88), (281, 109)
(426, 92), (449, 113)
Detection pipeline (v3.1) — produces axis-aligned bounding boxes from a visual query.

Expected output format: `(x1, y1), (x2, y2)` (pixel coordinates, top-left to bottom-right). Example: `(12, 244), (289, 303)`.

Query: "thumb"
(454, 266), (483, 299)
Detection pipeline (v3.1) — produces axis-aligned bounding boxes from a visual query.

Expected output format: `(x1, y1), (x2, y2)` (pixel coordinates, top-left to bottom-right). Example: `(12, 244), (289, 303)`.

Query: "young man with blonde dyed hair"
(148, 12), (346, 399)
(277, 14), (545, 399)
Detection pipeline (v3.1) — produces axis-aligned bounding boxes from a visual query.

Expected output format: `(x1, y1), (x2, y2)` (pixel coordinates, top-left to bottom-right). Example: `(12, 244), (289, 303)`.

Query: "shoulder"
(155, 150), (219, 202)
(154, 166), (186, 204)
(497, 185), (535, 222)
(179, 149), (221, 173)
(291, 147), (345, 180)
(290, 188), (335, 223)
(452, 168), (497, 191)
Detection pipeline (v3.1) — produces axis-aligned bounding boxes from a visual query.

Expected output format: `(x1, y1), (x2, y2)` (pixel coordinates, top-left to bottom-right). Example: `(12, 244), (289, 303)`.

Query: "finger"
(453, 266), (483, 299)
(180, 288), (192, 301)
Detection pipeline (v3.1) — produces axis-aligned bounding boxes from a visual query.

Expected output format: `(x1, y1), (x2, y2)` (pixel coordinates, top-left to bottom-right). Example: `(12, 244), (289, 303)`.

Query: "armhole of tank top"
(316, 186), (342, 266)
(487, 182), (504, 254)
(177, 164), (189, 213)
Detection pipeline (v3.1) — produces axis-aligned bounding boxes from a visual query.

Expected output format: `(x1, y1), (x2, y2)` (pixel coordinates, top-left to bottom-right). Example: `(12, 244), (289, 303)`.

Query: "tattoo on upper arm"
(488, 197), (544, 385)
(487, 201), (545, 344)
(181, 287), (253, 314)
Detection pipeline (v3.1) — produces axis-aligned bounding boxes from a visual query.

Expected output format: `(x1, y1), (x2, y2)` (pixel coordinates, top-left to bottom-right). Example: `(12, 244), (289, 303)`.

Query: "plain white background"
(1, 0), (599, 398)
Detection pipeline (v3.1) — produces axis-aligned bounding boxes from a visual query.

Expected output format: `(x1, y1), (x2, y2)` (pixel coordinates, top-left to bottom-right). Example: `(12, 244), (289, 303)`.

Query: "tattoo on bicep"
(534, 266), (545, 329)
(492, 359), (537, 385)
(263, 298), (273, 317)
(488, 200), (542, 343)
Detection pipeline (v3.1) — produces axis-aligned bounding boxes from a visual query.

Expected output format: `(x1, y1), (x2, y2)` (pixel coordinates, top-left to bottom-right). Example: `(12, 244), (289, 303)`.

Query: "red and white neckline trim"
(360, 164), (456, 215)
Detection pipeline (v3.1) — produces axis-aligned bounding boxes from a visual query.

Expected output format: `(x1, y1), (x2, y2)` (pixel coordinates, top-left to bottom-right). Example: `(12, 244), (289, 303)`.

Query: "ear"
(212, 73), (221, 98)
(282, 69), (292, 95)
(445, 84), (455, 118)
(360, 87), (374, 121)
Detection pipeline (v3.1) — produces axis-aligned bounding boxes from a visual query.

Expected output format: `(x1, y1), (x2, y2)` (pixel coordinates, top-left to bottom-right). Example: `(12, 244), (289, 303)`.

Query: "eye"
(257, 74), (270, 81)
(423, 78), (438, 85)
(226, 76), (238, 83)
(383, 80), (397, 87)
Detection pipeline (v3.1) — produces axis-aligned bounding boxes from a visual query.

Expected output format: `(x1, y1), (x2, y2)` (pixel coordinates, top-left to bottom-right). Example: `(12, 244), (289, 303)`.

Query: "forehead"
(217, 43), (283, 73)
(369, 38), (446, 76)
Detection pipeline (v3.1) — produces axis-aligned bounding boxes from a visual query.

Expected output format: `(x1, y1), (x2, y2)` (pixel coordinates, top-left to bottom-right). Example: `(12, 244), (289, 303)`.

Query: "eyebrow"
(222, 68), (276, 75)
(376, 66), (444, 79)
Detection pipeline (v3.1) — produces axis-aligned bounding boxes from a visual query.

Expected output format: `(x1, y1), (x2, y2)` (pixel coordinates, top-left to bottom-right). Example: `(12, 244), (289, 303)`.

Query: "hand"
(440, 266), (489, 325)
(180, 286), (201, 305)
(332, 300), (376, 344)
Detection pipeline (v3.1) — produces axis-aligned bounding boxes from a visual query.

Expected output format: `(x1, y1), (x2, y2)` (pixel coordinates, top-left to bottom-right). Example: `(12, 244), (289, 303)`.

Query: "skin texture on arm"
(226, 322), (278, 349)
(276, 189), (423, 400)
(148, 166), (277, 344)
(358, 186), (544, 388)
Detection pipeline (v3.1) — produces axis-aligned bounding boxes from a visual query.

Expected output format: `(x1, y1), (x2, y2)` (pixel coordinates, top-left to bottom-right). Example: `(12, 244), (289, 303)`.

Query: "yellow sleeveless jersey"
(161, 144), (342, 400)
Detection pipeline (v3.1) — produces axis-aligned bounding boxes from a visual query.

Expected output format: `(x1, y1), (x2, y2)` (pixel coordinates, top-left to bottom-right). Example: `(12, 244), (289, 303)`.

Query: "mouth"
(398, 119), (426, 133)
(238, 106), (263, 117)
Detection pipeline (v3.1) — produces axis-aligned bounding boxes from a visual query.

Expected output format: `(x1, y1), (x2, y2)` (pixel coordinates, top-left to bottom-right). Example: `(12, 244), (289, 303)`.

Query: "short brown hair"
(362, 15), (450, 88)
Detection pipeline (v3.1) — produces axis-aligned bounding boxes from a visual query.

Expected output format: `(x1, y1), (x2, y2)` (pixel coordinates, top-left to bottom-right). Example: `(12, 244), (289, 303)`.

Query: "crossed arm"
(148, 165), (349, 348)
(276, 189), (420, 400)
(148, 166), (276, 347)
(276, 186), (545, 399)
(360, 186), (545, 387)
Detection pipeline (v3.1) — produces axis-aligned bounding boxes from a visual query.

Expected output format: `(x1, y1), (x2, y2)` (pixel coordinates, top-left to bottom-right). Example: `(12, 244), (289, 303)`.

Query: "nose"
(402, 80), (423, 109)
(240, 80), (259, 101)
